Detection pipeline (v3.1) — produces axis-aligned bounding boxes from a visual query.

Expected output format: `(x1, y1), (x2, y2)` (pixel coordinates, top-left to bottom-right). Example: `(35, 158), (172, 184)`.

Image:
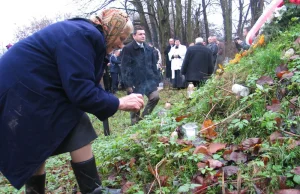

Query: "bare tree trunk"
(171, 0), (176, 37)
(186, 0), (192, 44)
(236, 0), (244, 37)
(175, 0), (183, 40)
(130, 0), (153, 43)
(202, 0), (209, 42)
(220, 0), (233, 57)
(146, 0), (159, 47)
(250, 0), (264, 27)
(194, 4), (201, 38)
(157, 0), (171, 65)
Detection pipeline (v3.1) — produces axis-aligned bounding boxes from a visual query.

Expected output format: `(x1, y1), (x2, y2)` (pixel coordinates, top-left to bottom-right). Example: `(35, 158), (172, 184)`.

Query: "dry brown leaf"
(147, 165), (156, 176)
(129, 158), (136, 168)
(201, 119), (217, 139)
(197, 162), (207, 169)
(206, 159), (223, 169)
(223, 150), (233, 161)
(158, 136), (169, 144)
(278, 176), (288, 189)
(275, 189), (300, 194)
(276, 64), (288, 77)
(270, 131), (283, 143)
(266, 99), (281, 112)
(230, 152), (247, 163)
(292, 167), (300, 175)
(175, 114), (190, 122)
(256, 76), (274, 85)
(121, 181), (135, 193)
(222, 166), (239, 177)
(288, 139), (300, 150)
(193, 146), (211, 155)
(241, 138), (262, 150)
(180, 145), (193, 152)
(159, 176), (169, 187)
(208, 143), (227, 154)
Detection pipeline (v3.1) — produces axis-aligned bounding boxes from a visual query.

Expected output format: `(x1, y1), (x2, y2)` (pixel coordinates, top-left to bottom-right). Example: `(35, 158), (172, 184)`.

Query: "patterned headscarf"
(94, 9), (131, 48)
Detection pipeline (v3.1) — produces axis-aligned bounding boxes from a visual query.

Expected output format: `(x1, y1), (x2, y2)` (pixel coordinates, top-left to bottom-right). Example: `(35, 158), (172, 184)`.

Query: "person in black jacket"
(181, 37), (214, 87)
(164, 38), (174, 80)
(207, 36), (218, 66)
(121, 25), (160, 125)
(109, 49), (121, 93)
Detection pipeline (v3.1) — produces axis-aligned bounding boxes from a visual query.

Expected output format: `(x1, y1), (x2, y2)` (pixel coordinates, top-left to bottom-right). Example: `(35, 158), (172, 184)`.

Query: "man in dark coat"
(207, 36), (218, 66)
(164, 38), (174, 80)
(0, 9), (144, 194)
(181, 37), (214, 87)
(121, 25), (160, 125)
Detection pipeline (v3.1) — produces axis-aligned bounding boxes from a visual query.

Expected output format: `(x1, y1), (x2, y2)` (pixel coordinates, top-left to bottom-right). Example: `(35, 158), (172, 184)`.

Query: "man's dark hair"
(244, 26), (251, 32)
(133, 25), (145, 35)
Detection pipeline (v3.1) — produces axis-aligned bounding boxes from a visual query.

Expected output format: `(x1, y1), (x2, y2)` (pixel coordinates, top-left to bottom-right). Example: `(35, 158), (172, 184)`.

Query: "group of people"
(0, 6), (252, 194)
(163, 35), (225, 88)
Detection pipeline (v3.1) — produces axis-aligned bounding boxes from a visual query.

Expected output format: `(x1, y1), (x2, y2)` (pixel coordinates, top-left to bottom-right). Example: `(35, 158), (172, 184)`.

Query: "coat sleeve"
(54, 30), (119, 121)
(207, 50), (214, 75)
(181, 48), (190, 75)
(121, 46), (134, 87)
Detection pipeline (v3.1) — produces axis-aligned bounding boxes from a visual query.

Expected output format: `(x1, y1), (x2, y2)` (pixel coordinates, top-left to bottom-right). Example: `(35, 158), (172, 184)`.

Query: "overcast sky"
(0, 0), (77, 47)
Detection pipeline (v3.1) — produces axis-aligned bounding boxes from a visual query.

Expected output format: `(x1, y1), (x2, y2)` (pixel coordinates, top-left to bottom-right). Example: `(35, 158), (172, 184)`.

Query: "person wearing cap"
(0, 8), (144, 194)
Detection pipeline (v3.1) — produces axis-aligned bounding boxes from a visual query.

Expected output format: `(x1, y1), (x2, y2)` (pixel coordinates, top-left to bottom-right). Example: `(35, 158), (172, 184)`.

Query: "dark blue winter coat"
(121, 41), (159, 95)
(0, 18), (119, 189)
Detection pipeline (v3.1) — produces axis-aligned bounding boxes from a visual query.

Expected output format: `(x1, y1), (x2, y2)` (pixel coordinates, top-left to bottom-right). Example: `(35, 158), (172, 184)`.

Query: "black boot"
(25, 174), (46, 194)
(71, 157), (121, 194)
(71, 157), (101, 194)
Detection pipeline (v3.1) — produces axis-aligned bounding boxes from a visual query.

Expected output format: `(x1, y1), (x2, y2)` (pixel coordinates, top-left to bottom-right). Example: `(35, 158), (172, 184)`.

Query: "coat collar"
(132, 41), (150, 51)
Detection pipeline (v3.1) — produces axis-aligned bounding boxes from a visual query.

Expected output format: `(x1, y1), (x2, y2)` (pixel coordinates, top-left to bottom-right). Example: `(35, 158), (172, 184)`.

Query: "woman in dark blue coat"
(0, 9), (144, 194)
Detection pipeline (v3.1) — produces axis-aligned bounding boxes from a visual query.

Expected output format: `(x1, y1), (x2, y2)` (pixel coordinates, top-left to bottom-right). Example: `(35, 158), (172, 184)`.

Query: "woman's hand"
(118, 93), (144, 112)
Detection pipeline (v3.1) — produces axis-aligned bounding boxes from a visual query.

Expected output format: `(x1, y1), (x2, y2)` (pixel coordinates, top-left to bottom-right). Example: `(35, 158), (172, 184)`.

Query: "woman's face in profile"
(106, 30), (130, 54)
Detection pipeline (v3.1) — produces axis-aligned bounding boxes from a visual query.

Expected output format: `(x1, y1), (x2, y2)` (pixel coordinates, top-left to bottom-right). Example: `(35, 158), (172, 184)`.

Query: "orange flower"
(242, 51), (248, 57)
(258, 35), (265, 46)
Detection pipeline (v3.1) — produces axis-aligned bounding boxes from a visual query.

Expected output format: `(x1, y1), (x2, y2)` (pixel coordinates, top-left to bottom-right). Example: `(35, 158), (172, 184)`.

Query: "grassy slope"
(1, 9), (300, 194)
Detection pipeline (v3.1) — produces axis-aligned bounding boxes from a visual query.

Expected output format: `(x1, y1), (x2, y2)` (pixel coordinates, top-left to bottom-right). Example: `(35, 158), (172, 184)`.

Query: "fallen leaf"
(193, 146), (211, 155)
(278, 176), (288, 189)
(230, 152), (247, 163)
(262, 156), (270, 165)
(275, 64), (288, 78)
(129, 158), (136, 168)
(290, 55), (300, 60)
(223, 150), (232, 161)
(206, 159), (223, 169)
(158, 136), (169, 144)
(176, 139), (193, 145)
(288, 139), (300, 150)
(289, 96), (298, 109)
(197, 162), (207, 169)
(207, 143), (226, 154)
(270, 131), (283, 143)
(256, 76), (274, 85)
(275, 189), (300, 194)
(277, 71), (290, 79)
(222, 166), (239, 177)
(252, 144), (261, 155)
(159, 176), (169, 187)
(180, 144), (193, 152)
(201, 120), (217, 139)
(241, 138), (262, 150)
(175, 114), (190, 122)
(147, 165), (156, 176)
(266, 99), (281, 112)
(121, 181), (135, 193)
(275, 117), (282, 128)
(281, 72), (294, 79)
(292, 167), (300, 175)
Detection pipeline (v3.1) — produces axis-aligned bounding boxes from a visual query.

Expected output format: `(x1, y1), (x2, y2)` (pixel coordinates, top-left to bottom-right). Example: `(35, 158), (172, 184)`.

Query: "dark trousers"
(103, 72), (111, 92)
(130, 90), (160, 125)
(111, 73), (119, 93)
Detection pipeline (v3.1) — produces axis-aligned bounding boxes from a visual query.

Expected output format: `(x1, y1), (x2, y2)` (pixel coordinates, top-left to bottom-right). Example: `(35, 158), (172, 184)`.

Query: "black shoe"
(25, 174), (46, 194)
